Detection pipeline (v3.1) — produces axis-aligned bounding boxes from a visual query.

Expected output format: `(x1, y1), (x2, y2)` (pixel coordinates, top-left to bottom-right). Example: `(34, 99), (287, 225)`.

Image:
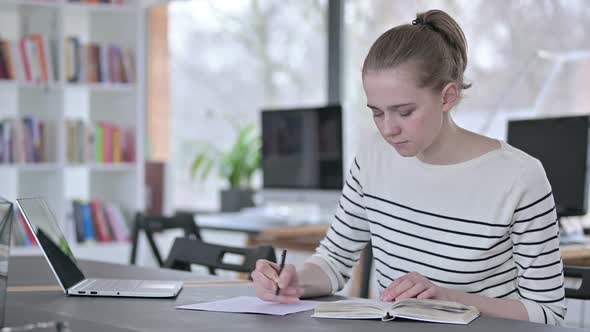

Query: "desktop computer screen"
(507, 115), (590, 217)
(261, 105), (343, 190)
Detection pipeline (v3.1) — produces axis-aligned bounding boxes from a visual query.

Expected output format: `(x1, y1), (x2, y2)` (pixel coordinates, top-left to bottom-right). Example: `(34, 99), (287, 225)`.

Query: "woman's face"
(363, 64), (446, 157)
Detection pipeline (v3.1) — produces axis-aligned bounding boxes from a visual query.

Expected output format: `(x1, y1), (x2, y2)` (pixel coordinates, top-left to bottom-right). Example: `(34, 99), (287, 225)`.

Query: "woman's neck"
(417, 115), (501, 166)
(417, 115), (469, 165)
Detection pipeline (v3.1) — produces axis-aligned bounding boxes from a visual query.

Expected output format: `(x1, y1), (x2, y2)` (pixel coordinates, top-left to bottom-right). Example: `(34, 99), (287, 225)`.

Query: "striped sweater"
(307, 133), (566, 325)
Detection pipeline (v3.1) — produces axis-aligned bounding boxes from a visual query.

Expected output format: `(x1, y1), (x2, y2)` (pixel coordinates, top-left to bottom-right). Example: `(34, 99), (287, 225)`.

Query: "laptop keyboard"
(79, 279), (142, 291)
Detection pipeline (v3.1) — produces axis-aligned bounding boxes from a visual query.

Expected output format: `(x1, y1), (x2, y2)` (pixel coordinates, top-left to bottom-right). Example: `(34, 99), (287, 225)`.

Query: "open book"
(312, 298), (480, 325)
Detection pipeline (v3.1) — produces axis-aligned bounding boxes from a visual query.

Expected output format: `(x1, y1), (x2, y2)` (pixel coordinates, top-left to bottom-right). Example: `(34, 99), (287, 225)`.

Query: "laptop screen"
(0, 200), (13, 328)
(17, 197), (85, 291)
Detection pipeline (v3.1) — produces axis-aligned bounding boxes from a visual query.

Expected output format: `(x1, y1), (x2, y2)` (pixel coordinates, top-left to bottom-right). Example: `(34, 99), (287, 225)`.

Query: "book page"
(390, 298), (472, 311)
(312, 299), (390, 319)
(388, 299), (479, 324)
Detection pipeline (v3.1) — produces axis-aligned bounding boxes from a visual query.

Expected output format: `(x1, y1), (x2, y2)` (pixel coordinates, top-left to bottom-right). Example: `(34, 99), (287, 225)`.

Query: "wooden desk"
(561, 244), (590, 266)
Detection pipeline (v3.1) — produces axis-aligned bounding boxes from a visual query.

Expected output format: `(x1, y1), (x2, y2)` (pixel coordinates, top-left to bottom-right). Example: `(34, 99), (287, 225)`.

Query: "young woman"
(251, 9), (565, 325)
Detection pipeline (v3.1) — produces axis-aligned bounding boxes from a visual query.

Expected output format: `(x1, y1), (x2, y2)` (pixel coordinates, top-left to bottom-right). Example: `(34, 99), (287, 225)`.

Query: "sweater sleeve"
(305, 156), (372, 293)
(510, 159), (566, 325)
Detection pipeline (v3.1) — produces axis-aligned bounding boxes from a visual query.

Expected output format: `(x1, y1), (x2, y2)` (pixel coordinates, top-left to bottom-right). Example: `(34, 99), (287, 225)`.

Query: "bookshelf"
(0, 0), (145, 264)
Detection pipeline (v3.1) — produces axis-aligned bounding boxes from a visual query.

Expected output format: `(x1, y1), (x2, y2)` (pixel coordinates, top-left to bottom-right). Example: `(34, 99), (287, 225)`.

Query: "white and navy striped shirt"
(308, 133), (566, 325)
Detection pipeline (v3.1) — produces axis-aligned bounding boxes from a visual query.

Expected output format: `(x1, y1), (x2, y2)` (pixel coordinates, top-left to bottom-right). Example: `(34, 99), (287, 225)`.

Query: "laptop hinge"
(69, 279), (89, 292)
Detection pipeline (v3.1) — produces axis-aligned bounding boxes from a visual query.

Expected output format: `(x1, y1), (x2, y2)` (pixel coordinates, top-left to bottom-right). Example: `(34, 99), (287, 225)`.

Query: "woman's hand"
(251, 259), (305, 303)
(380, 272), (451, 302)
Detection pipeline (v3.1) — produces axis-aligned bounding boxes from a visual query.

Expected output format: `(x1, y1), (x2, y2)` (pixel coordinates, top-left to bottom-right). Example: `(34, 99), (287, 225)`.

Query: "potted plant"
(190, 124), (261, 212)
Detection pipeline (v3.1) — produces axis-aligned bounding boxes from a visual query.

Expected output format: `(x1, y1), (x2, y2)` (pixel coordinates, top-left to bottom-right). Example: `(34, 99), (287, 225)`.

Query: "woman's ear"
(440, 82), (459, 113)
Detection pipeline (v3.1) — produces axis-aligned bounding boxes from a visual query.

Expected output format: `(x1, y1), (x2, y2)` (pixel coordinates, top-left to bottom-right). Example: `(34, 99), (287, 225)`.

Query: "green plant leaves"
(190, 123), (261, 189)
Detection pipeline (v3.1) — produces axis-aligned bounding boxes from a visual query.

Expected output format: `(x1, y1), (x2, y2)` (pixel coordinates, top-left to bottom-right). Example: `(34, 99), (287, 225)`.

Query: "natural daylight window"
(169, 0), (328, 210)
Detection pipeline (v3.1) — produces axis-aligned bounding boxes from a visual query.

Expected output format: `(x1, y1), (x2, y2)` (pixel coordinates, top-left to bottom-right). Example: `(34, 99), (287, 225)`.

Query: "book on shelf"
(64, 36), (135, 85)
(65, 36), (80, 82)
(0, 40), (12, 80)
(312, 298), (480, 325)
(102, 122), (113, 163)
(67, 0), (127, 4)
(112, 126), (121, 163)
(123, 127), (136, 162)
(17, 34), (58, 83)
(71, 200), (86, 243)
(95, 124), (104, 162)
(90, 200), (112, 242)
(103, 202), (130, 241)
(122, 48), (136, 83)
(69, 199), (130, 244)
(0, 35), (59, 83)
(0, 38), (18, 81)
(80, 202), (96, 242)
(65, 120), (135, 164)
(0, 117), (55, 164)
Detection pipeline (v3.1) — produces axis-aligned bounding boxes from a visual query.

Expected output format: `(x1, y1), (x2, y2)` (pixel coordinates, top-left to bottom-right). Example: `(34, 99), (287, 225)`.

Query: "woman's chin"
(390, 143), (418, 157)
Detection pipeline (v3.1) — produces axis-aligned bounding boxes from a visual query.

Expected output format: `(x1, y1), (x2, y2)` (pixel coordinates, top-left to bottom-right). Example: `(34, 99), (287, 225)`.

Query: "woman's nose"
(382, 113), (402, 136)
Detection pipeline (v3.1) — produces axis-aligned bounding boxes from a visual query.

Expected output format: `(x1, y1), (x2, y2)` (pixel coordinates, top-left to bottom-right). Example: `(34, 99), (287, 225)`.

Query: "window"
(343, 0), (590, 146)
(169, 0), (328, 210)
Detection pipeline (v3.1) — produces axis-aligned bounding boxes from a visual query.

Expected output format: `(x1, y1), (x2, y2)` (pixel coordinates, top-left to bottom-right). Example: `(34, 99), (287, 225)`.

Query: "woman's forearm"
(296, 264), (529, 321)
(297, 262), (333, 298)
(446, 288), (528, 321)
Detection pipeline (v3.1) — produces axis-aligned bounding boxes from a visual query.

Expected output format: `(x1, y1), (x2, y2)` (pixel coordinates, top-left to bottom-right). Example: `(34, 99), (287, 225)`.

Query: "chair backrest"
(129, 212), (202, 267)
(564, 265), (590, 300)
(164, 237), (276, 275)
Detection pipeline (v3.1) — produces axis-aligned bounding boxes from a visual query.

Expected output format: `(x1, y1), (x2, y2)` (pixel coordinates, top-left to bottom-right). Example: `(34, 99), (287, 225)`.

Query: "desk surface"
(5, 255), (582, 332)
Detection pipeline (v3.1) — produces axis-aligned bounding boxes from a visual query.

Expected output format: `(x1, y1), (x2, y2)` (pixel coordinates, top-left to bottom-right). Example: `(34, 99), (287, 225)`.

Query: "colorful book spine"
(90, 200), (111, 242)
(71, 200), (85, 243)
(19, 38), (31, 81)
(80, 202), (96, 241)
(113, 127), (121, 162)
(2, 41), (15, 80)
(30, 34), (50, 82)
(102, 123), (113, 163)
(104, 202), (130, 241)
(0, 41), (8, 79)
(95, 124), (104, 163)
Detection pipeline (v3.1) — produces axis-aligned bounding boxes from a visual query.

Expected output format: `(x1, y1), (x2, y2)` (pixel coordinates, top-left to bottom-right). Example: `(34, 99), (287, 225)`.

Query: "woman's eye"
(371, 110), (384, 117)
(399, 111), (414, 117)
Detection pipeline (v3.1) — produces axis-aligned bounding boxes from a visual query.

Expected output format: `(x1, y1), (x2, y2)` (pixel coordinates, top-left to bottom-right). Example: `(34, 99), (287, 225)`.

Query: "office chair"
(563, 265), (590, 327)
(564, 265), (590, 300)
(164, 237), (276, 277)
(129, 212), (203, 268)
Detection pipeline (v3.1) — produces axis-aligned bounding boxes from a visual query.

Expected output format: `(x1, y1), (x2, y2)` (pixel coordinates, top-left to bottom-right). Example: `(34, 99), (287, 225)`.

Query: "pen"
(275, 249), (287, 296)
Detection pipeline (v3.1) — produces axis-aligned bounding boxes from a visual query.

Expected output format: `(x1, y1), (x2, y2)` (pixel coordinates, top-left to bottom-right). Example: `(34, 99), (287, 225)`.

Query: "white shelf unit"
(0, 0), (146, 263)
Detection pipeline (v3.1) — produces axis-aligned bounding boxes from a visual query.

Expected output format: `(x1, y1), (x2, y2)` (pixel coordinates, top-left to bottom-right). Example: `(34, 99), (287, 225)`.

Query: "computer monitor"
(261, 104), (343, 190)
(259, 105), (343, 219)
(507, 115), (590, 217)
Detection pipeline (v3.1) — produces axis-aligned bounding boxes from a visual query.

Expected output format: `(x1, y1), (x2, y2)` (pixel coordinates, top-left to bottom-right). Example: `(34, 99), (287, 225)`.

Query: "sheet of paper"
(176, 296), (321, 316)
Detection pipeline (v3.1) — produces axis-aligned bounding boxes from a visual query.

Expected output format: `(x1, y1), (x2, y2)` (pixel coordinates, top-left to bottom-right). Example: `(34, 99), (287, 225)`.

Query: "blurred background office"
(1, 0), (590, 328)
(165, 0), (590, 213)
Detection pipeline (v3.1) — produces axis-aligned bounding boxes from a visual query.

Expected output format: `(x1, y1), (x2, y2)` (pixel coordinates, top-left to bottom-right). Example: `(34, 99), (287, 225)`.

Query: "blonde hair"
(362, 9), (471, 93)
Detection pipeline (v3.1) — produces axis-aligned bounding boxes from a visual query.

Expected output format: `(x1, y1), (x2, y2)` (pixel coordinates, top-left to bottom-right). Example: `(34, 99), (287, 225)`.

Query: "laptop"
(0, 199), (13, 327)
(16, 197), (183, 298)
